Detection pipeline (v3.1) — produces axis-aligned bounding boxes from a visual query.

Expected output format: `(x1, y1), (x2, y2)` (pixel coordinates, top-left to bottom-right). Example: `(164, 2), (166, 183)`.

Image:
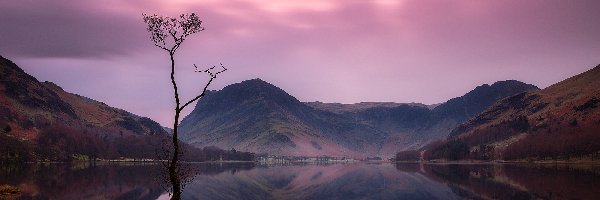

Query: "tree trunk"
(168, 53), (182, 200)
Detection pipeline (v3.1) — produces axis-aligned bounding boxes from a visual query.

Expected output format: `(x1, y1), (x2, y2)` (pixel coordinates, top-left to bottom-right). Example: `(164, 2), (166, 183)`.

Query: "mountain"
(0, 55), (256, 163)
(179, 79), (378, 157)
(0, 55), (170, 161)
(432, 80), (540, 122)
(179, 77), (538, 158)
(311, 80), (539, 153)
(424, 64), (600, 161)
(0, 55), (167, 139)
(409, 80), (540, 146)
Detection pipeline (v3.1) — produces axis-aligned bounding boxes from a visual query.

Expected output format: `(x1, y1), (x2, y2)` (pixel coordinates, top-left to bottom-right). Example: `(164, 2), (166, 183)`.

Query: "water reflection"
(2, 162), (599, 200)
(0, 162), (257, 200)
(0, 162), (164, 200)
(181, 163), (457, 200)
(397, 163), (600, 200)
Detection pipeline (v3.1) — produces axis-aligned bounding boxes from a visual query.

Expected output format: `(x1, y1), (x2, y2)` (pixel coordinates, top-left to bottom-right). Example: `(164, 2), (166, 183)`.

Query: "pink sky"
(1, 0), (599, 127)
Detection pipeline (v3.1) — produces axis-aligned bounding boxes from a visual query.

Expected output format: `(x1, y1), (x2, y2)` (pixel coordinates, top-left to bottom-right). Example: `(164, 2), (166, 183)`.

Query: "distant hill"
(0, 55), (253, 162)
(423, 64), (600, 161)
(179, 77), (538, 158)
(432, 80), (540, 123)
(179, 78), (370, 157)
(0, 56), (168, 140)
(0, 55), (171, 161)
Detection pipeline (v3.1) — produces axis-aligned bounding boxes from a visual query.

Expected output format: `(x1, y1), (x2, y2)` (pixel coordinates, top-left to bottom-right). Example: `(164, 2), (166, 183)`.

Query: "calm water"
(1, 162), (599, 200)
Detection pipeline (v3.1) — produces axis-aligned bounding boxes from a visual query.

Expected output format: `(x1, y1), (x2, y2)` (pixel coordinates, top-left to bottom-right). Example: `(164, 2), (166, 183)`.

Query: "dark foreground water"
(1, 162), (599, 200)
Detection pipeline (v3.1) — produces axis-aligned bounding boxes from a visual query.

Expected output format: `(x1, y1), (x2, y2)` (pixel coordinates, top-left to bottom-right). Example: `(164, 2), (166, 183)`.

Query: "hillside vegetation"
(398, 64), (600, 162)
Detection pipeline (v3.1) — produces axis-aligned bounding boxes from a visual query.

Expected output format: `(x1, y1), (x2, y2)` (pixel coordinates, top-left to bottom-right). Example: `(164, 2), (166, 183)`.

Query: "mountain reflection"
(396, 163), (600, 200)
(2, 162), (600, 200)
(181, 163), (456, 200)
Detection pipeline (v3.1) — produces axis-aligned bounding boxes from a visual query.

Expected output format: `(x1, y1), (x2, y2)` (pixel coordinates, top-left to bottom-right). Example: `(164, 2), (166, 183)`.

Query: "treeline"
(186, 146), (255, 162)
(421, 140), (487, 161)
(504, 128), (600, 160)
(394, 140), (470, 162)
(36, 125), (166, 161)
(1, 125), (255, 163)
(396, 128), (600, 162)
(0, 134), (30, 163)
(395, 110), (600, 162)
(419, 116), (528, 161)
(395, 116), (530, 162)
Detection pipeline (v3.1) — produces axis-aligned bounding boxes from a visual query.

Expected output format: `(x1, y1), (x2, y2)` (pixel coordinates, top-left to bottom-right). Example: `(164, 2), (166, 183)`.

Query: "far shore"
(16, 158), (600, 166)
(18, 159), (256, 165)
(393, 159), (600, 165)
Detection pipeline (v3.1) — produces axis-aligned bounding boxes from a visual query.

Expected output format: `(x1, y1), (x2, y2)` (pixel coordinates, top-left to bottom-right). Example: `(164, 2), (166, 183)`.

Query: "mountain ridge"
(179, 76), (539, 158)
(422, 64), (600, 161)
(0, 55), (171, 161)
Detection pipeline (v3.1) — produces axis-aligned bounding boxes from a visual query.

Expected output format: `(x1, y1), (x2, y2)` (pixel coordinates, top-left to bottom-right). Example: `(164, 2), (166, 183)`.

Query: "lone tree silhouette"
(142, 13), (226, 199)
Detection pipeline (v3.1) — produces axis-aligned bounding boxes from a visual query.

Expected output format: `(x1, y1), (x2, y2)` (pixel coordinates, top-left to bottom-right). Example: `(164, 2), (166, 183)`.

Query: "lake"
(1, 162), (599, 200)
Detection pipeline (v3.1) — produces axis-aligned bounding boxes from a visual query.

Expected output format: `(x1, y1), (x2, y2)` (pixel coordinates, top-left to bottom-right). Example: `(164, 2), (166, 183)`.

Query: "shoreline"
(14, 158), (600, 166)
(393, 159), (600, 165)
(17, 160), (257, 165)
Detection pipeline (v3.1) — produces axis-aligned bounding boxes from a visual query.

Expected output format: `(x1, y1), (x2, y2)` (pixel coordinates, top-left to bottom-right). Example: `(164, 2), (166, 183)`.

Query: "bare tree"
(142, 13), (226, 200)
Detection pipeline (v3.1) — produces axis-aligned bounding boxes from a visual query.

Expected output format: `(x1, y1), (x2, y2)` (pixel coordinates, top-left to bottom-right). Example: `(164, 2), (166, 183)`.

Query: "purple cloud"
(1, 0), (599, 126)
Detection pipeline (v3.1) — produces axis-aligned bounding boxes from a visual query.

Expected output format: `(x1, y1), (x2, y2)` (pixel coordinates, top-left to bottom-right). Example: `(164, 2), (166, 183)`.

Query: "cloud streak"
(1, 0), (599, 126)
(0, 1), (148, 58)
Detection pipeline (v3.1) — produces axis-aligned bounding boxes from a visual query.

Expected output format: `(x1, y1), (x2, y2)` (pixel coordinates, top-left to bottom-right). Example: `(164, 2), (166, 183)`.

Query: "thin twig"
(179, 64), (227, 111)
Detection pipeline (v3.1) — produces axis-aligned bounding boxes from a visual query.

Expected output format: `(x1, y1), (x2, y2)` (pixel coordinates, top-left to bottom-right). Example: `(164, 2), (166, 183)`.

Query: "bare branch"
(193, 63), (227, 78)
(154, 43), (170, 52)
(142, 13), (205, 53)
(213, 63), (227, 77)
(172, 41), (183, 53)
(179, 64), (227, 111)
(179, 78), (212, 112)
